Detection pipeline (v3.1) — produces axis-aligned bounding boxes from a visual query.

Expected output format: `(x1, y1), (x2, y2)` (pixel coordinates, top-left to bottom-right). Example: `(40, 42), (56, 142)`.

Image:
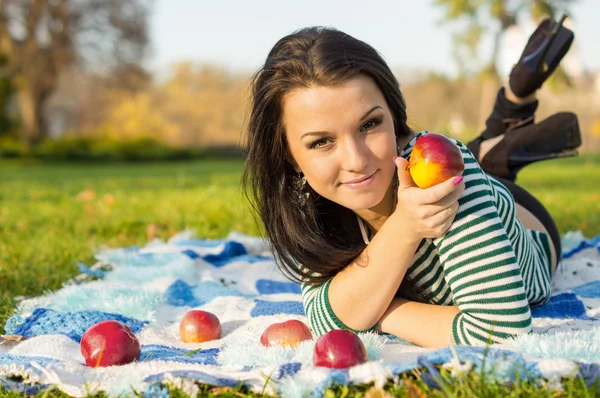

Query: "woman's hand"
(390, 157), (465, 244)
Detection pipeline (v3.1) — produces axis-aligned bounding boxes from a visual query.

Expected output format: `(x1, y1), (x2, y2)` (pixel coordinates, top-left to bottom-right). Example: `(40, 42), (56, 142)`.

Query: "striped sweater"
(301, 131), (554, 346)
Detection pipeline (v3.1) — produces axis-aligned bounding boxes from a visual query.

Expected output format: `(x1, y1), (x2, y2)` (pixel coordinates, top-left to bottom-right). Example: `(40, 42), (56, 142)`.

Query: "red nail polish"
(453, 176), (463, 185)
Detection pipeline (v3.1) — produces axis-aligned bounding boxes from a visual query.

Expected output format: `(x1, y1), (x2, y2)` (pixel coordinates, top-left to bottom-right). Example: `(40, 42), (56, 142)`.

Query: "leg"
(492, 175), (561, 276)
(476, 87), (538, 163)
(472, 102), (580, 182)
(467, 15), (581, 182)
(516, 204), (557, 276)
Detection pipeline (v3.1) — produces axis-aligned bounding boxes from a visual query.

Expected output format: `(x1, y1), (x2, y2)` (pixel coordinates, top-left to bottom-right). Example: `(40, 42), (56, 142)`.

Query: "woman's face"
(283, 74), (398, 212)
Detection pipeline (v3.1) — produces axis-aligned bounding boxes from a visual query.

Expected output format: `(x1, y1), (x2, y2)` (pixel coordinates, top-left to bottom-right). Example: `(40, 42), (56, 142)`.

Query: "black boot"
(479, 112), (581, 181)
(467, 88), (539, 161)
(509, 14), (574, 98)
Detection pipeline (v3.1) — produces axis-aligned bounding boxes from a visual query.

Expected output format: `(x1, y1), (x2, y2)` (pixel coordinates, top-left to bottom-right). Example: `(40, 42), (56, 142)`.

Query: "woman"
(242, 18), (580, 348)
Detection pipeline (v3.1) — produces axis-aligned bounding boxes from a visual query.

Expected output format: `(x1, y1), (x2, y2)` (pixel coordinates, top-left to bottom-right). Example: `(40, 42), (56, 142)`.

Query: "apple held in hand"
(408, 133), (465, 189)
(179, 310), (221, 343)
(80, 320), (141, 367)
(313, 329), (368, 368)
(260, 320), (313, 347)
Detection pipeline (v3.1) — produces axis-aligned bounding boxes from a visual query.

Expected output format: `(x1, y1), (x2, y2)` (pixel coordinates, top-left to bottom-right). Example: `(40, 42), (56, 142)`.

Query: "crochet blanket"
(1, 230), (600, 397)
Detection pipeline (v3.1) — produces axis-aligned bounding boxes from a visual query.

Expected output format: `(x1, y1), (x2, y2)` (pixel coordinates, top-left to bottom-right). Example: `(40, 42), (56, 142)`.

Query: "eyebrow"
(300, 105), (383, 139)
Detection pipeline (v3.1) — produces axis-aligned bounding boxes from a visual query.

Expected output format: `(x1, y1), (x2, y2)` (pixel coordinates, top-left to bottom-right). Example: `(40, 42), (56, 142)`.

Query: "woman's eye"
(309, 138), (330, 149)
(361, 118), (382, 132)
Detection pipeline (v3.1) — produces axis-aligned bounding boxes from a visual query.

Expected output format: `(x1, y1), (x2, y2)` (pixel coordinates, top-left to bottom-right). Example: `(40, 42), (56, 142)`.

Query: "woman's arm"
(302, 159), (464, 335)
(429, 140), (532, 346)
(373, 139), (533, 348)
(301, 219), (421, 335)
(376, 297), (459, 348)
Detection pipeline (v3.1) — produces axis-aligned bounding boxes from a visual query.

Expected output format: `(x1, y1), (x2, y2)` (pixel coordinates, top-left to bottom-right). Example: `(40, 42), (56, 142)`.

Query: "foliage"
(0, 135), (245, 161)
(0, 136), (28, 158)
(153, 62), (250, 147)
(65, 62), (251, 149)
(0, 0), (152, 143)
(22, 135), (244, 161)
(98, 93), (178, 142)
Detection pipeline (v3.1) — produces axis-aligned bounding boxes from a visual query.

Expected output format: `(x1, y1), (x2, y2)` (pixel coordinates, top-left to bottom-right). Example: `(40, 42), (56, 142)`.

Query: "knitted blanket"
(1, 230), (600, 397)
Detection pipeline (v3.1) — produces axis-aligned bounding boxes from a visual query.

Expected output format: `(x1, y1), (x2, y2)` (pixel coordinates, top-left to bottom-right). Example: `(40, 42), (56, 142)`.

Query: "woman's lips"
(342, 171), (378, 188)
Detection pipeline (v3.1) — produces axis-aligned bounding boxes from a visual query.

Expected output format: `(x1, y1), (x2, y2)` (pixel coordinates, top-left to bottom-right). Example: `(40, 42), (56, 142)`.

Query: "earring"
(294, 172), (310, 207)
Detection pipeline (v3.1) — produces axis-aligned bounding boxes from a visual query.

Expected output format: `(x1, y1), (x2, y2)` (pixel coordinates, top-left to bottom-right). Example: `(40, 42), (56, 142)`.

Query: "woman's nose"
(340, 139), (369, 172)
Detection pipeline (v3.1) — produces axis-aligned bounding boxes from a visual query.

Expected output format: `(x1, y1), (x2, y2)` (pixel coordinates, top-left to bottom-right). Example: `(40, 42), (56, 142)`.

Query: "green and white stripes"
(301, 131), (554, 346)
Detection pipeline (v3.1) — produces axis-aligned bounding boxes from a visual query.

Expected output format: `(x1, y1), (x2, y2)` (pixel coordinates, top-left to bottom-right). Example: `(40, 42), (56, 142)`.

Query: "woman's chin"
(341, 197), (385, 212)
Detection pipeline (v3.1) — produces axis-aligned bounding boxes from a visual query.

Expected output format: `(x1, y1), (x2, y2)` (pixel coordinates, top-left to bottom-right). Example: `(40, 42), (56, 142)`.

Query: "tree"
(0, 53), (14, 136)
(433, 0), (580, 125)
(0, 0), (152, 145)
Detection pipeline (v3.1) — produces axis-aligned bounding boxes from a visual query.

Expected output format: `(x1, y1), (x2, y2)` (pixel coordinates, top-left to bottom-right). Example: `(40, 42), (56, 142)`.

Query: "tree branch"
(23, 0), (46, 57)
(0, 0), (16, 60)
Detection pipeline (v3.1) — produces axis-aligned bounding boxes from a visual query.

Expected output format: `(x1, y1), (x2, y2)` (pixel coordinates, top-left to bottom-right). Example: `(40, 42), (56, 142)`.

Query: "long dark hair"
(242, 27), (414, 290)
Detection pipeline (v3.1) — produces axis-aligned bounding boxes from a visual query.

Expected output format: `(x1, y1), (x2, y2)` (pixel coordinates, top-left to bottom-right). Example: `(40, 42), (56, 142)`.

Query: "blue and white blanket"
(1, 230), (600, 397)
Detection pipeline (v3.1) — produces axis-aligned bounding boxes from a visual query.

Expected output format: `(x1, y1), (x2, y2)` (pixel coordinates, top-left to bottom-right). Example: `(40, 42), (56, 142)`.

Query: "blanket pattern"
(1, 230), (600, 397)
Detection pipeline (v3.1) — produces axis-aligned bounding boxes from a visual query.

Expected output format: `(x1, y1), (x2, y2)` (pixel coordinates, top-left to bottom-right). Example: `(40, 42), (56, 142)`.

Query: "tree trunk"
(17, 83), (48, 146)
(478, 76), (501, 130)
(478, 29), (504, 129)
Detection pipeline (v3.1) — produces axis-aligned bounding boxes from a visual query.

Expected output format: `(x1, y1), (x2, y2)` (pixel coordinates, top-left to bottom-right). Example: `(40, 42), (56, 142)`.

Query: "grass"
(0, 154), (599, 397)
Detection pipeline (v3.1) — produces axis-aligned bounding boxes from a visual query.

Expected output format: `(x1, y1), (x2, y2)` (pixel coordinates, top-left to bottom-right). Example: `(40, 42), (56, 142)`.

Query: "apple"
(313, 329), (368, 368)
(408, 133), (464, 189)
(260, 320), (313, 347)
(80, 320), (141, 367)
(179, 310), (221, 343)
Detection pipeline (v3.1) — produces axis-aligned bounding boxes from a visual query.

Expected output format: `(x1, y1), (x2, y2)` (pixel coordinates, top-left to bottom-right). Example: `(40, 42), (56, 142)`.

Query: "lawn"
(0, 154), (599, 397)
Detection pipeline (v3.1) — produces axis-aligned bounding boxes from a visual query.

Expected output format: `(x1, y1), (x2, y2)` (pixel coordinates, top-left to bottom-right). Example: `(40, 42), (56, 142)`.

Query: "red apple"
(179, 310), (221, 343)
(80, 320), (141, 367)
(313, 329), (368, 368)
(408, 133), (464, 188)
(260, 320), (313, 347)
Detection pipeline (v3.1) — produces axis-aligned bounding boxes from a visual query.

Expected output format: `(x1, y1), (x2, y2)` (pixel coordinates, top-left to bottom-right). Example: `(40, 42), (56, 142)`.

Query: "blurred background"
(0, 0), (599, 160)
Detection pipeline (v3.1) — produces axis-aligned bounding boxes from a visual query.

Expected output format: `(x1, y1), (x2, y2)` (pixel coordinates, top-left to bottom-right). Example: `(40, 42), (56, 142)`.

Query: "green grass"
(1, 155), (600, 397)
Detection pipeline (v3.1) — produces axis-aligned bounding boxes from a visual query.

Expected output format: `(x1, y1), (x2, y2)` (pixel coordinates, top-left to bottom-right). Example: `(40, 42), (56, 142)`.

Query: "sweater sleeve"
(301, 278), (377, 336)
(432, 140), (532, 346)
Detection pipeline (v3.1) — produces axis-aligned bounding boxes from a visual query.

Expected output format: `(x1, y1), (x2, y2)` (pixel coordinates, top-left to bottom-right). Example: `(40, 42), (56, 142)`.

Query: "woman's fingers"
(430, 201), (460, 235)
(425, 181), (465, 215)
(418, 175), (464, 205)
(394, 157), (417, 190)
(412, 177), (464, 219)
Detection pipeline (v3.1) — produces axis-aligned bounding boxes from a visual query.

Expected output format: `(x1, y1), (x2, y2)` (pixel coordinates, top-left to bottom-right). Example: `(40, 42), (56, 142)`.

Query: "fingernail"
(453, 176), (463, 185)
(393, 156), (398, 163)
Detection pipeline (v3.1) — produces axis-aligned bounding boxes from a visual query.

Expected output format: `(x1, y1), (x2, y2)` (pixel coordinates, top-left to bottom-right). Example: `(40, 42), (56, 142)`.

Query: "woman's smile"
(340, 170), (378, 189)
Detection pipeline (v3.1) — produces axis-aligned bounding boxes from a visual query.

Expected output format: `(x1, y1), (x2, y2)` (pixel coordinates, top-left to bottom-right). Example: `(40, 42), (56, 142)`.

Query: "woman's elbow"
(458, 310), (533, 346)
(489, 313), (533, 344)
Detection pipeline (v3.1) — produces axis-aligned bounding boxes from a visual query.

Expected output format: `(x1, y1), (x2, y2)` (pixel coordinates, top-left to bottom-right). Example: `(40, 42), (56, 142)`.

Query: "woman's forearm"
(327, 214), (421, 331)
(376, 297), (459, 348)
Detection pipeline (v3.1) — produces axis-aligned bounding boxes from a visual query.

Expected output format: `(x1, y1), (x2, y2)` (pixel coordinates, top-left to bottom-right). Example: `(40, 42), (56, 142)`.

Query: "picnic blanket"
(1, 229), (600, 397)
